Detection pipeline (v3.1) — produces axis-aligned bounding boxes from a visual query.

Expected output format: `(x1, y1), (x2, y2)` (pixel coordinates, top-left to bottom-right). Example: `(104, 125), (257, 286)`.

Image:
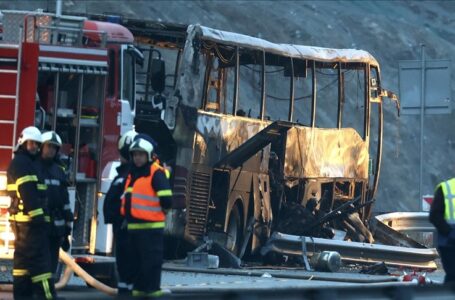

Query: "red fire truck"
(0, 10), (141, 257)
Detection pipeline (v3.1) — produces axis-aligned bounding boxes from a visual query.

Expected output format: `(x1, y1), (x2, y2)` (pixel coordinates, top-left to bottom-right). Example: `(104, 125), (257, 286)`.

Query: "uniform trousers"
(12, 221), (55, 300)
(128, 227), (164, 298)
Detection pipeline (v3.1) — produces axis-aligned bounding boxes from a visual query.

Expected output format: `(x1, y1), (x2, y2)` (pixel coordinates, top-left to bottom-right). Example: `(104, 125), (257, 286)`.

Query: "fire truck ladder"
(0, 43), (22, 254)
(0, 43), (21, 159)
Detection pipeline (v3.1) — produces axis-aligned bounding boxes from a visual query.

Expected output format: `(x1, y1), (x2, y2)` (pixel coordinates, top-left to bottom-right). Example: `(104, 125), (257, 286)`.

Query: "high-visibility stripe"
(132, 290), (145, 297)
(54, 219), (65, 226)
(149, 289), (164, 297)
(13, 269), (29, 276)
(126, 187), (133, 192)
(31, 272), (52, 283)
(37, 184), (47, 190)
(42, 278), (53, 299)
(7, 184), (16, 191)
(127, 221), (165, 230)
(449, 181), (455, 221)
(44, 179), (60, 186)
(132, 289), (163, 297)
(164, 169), (171, 179)
(16, 175), (38, 186)
(8, 175), (41, 199)
(44, 216), (51, 222)
(118, 282), (133, 290)
(131, 193), (159, 202)
(441, 179), (455, 224)
(9, 213), (31, 222)
(131, 203), (162, 212)
(29, 208), (44, 217)
(157, 189), (172, 197)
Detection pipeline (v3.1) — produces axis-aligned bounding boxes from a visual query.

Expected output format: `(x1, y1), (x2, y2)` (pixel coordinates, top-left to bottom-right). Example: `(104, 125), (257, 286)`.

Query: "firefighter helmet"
(17, 126), (42, 146)
(134, 133), (157, 150)
(41, 131), (62, 147)
(129, 138), (154, 161)
(118, 129), (138, 159)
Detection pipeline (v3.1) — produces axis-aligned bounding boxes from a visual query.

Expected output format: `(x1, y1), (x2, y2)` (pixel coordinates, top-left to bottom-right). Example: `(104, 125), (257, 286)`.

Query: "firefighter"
(103, 129), (137, 296)
(7, 126), (56, 299)
(35, 131), (73, 276)
(429, 178), (455, 284)
(134, 134), (171, 180)
(120, 135), (172, 298)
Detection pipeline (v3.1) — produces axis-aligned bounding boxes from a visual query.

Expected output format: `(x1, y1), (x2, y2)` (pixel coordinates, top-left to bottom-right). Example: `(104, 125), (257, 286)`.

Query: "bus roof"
(195, 25), (379, 68)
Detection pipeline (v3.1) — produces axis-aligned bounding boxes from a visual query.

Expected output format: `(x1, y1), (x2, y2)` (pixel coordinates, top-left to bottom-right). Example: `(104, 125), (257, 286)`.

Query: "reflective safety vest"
(439, 178), (455, 225)
(120, 162), (165, 222)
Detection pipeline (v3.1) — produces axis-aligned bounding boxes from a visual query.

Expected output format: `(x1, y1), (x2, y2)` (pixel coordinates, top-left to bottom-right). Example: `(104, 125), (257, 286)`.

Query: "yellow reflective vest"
(438, 178), (455, 225)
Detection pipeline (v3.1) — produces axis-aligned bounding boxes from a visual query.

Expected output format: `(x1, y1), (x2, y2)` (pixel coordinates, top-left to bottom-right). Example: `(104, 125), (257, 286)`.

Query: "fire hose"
(0, 250), (118, 295)
(56, 249), (117, 296)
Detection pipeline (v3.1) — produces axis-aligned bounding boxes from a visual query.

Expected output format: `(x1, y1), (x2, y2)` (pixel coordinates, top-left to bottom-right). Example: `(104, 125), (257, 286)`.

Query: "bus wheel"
(225, 205), (242, 255)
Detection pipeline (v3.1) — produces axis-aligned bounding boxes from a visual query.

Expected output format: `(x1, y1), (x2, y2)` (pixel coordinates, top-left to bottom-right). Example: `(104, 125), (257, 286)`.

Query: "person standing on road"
(103, 129), (137, 296)
(430, 177), (455, 284)
(120, 135), (172, 298)
(7, 126), (56, 299)
(35, 131), (73, 277)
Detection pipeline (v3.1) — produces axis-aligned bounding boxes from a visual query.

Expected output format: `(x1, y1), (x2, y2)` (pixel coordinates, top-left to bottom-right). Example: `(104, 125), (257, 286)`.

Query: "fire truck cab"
(0, 10), (140, 257)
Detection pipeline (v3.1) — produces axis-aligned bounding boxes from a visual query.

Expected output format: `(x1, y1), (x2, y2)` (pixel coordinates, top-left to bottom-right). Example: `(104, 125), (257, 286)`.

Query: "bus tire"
(225, 204), (242, 255)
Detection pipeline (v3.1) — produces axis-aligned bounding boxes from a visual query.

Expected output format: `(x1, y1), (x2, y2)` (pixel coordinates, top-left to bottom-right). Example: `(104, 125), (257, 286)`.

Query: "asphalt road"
(0, 258), (447, 299)
(0, 265), (447, 299)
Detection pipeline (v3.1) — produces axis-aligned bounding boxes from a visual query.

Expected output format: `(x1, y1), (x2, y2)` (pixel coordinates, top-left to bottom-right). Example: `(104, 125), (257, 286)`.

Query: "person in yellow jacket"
(430, 178), (455, 283)
(120, 135), (172, 298)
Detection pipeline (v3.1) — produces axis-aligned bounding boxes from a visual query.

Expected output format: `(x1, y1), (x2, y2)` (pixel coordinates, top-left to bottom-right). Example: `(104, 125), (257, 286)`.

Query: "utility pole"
(418, 44), (425, 211)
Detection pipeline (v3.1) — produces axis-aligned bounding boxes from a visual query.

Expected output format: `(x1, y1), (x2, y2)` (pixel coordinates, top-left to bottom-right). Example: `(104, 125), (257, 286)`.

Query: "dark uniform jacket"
(7, 148), (46, 222)
(429, 185), (455, 247)
(103, 163), (130, 225)
(430, 186), (452, 236)
(34, 156), (73, 236)
(124, 160), (172, 224)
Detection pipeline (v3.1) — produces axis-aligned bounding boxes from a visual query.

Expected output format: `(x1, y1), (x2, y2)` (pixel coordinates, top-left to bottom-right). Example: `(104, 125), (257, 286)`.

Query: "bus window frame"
(288, 57), (295, 122)
(198, 41), (371, 143)
(364, 64), (370, 139)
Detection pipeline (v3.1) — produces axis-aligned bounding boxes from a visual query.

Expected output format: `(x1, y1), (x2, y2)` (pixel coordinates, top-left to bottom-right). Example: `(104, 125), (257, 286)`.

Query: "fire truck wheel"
(225, 204), (242, 255)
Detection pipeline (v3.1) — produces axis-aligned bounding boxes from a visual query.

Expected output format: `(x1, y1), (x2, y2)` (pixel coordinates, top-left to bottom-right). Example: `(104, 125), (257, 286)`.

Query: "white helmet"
(118, 129), (138, 151)
(129, 138), (154, 161)
(41, 131), (62, 147)
(17, 126), (42, 146)
(118, 129), (138, 159)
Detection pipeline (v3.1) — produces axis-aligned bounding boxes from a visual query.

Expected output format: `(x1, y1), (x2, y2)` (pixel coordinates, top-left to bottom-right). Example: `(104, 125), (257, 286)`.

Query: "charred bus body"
(120, 22), (399, 257)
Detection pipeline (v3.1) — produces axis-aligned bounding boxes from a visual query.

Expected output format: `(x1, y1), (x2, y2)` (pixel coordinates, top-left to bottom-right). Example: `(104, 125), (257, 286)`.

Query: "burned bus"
(99, 19), (399, 257)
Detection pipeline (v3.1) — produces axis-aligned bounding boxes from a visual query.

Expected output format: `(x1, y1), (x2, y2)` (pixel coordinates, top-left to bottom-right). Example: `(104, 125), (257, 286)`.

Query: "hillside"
(2, 0), (454, 212)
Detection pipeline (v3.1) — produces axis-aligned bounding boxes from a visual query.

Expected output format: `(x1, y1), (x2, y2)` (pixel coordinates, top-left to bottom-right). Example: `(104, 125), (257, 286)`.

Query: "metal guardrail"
(260, 212), (439, 270)
(375, 212), (435, 232)
(261, 232), (438, 269)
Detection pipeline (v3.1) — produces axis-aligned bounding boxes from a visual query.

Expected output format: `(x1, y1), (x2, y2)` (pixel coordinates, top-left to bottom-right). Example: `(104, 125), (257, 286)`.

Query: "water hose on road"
(57, 249), (118, 296)
(54, 261), (73, 290)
